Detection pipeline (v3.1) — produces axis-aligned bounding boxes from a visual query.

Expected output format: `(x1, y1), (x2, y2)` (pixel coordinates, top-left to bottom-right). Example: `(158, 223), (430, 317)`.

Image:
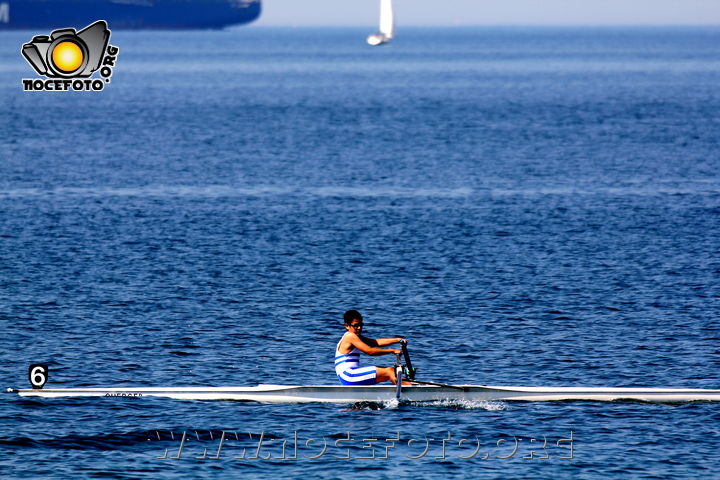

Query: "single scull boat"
(9, 384), (720, 403)
(8, 354), (720, 403)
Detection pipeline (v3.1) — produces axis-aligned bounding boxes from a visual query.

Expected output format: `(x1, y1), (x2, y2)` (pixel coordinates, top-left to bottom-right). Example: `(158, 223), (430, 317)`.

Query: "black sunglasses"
(347, 323), (364, 328)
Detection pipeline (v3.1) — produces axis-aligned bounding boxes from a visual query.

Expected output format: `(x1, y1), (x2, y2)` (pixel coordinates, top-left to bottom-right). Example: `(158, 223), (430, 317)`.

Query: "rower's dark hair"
(344, 310), (363, 325)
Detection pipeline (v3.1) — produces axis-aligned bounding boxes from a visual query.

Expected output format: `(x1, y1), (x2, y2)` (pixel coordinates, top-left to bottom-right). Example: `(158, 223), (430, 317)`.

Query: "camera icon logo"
(22, 20), (110, 78)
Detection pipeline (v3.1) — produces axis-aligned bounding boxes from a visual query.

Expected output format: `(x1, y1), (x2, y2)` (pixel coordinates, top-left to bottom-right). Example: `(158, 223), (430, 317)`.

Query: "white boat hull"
(9, 384), (720, 403)
(367, 33), (389, 46)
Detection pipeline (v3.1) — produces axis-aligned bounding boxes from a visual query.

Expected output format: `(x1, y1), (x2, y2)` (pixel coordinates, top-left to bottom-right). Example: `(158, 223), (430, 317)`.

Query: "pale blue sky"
(253, 0), (720, 26)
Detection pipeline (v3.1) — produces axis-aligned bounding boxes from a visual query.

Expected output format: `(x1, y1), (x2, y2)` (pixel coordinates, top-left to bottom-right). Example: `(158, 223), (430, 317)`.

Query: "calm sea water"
(1, 26), (720, 479)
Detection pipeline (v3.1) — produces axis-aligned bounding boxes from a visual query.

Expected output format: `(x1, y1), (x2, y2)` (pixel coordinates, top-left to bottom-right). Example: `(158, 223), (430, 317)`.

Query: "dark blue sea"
(1, 26), (720, 479)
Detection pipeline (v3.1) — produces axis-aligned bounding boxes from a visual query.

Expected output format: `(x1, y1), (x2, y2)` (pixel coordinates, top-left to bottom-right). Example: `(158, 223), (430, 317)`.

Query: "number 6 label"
(29, 364), (48, 389)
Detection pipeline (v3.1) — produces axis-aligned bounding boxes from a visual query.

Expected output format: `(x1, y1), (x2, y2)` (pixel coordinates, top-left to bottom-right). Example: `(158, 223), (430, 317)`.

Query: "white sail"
(379, 0), (395, 38)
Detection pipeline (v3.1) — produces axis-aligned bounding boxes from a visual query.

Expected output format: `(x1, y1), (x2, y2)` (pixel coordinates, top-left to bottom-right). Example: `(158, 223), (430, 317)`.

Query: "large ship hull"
(0, 0), (260, 30)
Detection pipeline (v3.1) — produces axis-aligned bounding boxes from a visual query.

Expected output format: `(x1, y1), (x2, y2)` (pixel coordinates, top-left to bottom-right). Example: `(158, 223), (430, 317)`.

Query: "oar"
(409, 379), (468, 392)
(400, 340), (416, 380)
(399, 341), (468, 392)
(394, 353), (403, 400)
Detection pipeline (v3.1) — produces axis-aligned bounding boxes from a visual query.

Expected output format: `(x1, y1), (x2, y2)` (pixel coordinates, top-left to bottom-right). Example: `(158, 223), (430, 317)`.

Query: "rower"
(335, 310), (411, 386)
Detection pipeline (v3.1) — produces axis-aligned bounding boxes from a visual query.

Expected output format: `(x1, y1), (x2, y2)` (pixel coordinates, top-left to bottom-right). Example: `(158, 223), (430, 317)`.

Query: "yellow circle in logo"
(52, 41), (84, 73)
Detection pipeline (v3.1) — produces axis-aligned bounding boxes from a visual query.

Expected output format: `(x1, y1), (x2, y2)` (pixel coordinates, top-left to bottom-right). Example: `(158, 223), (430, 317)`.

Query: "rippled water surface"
(1, 27), (720, 479)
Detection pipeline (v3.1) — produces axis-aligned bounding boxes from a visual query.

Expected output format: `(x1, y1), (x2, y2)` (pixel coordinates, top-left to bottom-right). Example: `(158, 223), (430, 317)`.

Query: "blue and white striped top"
(335, 333), (363, 375)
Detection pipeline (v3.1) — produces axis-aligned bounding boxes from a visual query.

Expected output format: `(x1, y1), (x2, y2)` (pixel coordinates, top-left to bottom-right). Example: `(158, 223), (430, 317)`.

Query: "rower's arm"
(358, 335), (405, 348)
(348, 334), (400, 356)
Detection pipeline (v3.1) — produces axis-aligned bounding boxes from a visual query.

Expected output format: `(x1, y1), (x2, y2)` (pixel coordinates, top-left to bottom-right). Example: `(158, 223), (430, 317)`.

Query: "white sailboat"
(367, 0), (395, 45)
